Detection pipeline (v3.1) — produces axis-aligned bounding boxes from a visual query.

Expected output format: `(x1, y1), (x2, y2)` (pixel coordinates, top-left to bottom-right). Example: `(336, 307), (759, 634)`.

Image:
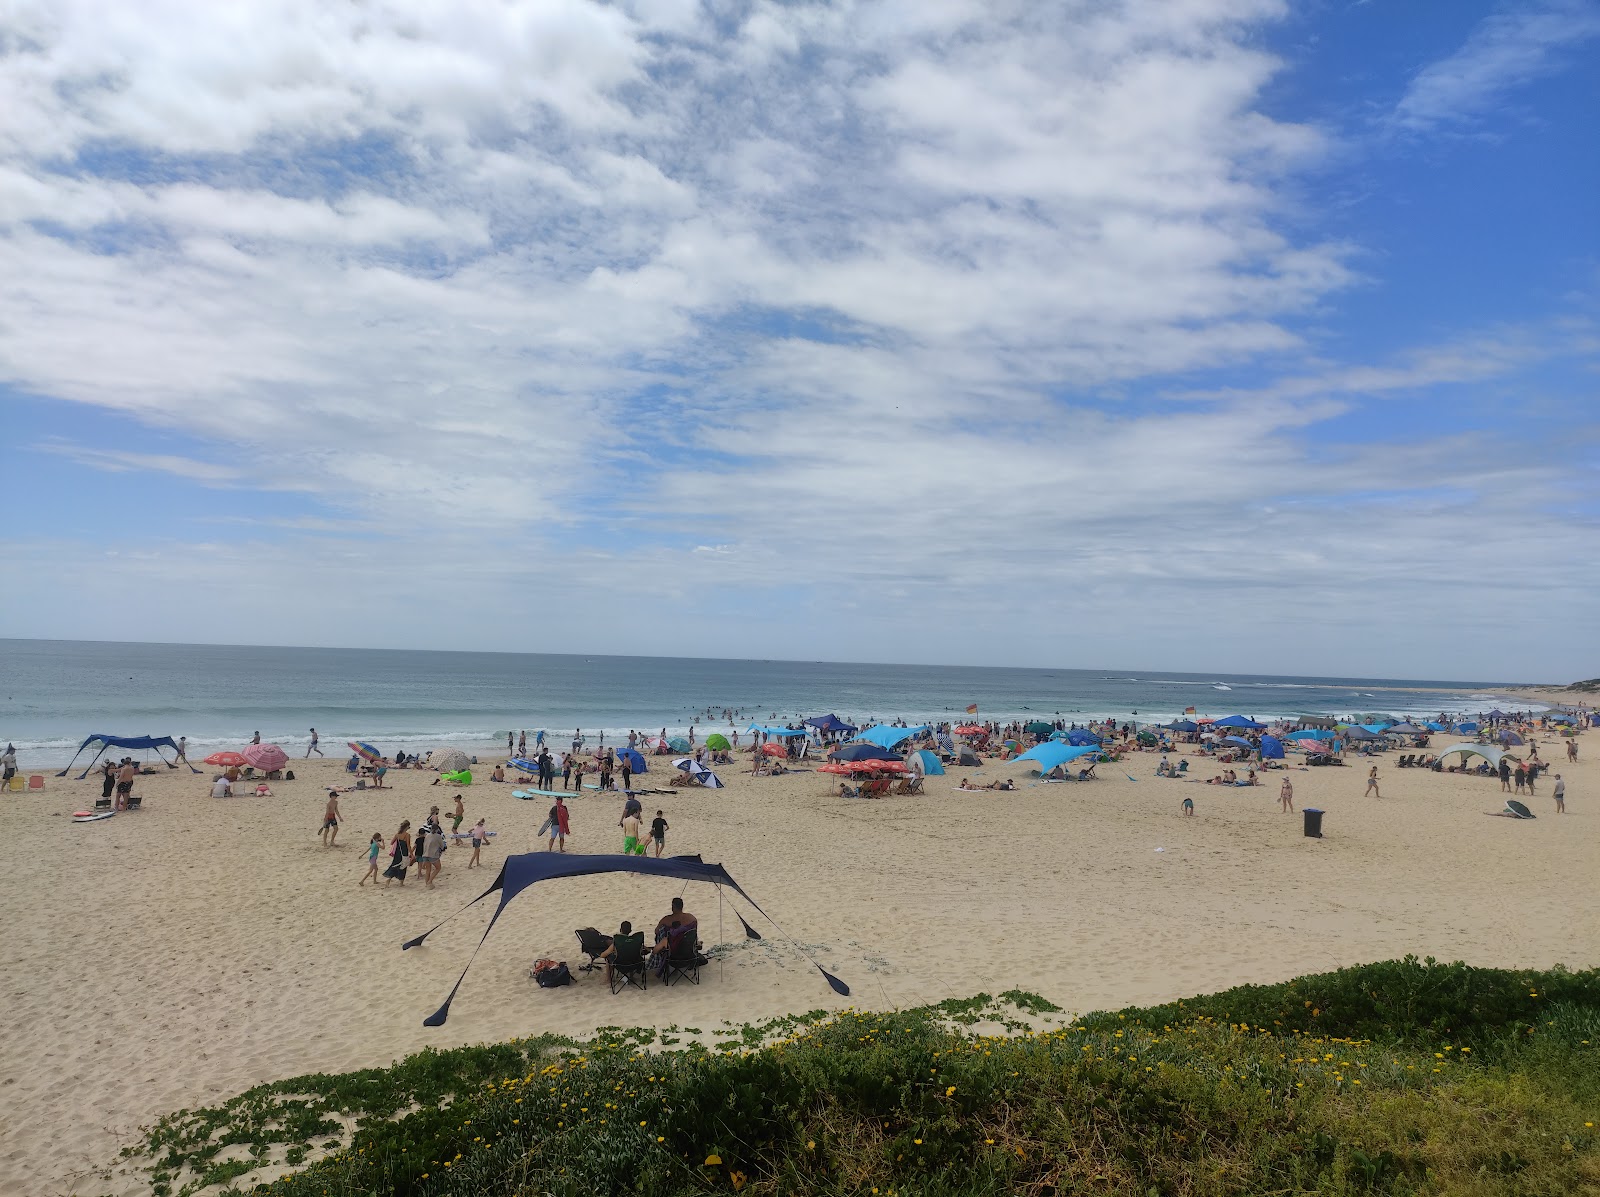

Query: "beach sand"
(3, 733), (1597, 1195)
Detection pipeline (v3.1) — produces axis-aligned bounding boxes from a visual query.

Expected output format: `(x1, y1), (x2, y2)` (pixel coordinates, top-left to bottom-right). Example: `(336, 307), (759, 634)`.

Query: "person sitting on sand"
(210, 774), (232, 798)
(1244, 769), (1258, 786)
(491, 763), (505, 783)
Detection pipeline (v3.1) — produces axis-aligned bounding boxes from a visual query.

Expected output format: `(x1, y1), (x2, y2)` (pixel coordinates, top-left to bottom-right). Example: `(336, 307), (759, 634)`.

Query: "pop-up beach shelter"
(1437, 744), (1508, 769)
(1222, 735), (1255, 751)
(804, 715), (858, 734)
(703, 734), (730, 751)
(1342, 726), (1379, 742)
(58, 733), (198, 778)
(1258, 735), (1285, 759)
(1062, 728), (1101, 746)
(1457, 722), (1480, 733)
(1385, 722), (1425, 735)
(1013, 742), (1099, 774)
(1213, 715), (1266, 729)
(748, 725), (809, 738)
(1289, 728), (1334, 740)
(909, 748), (945, 775)
(853, 725), (928, 749)
(403, 853), (848, 1026)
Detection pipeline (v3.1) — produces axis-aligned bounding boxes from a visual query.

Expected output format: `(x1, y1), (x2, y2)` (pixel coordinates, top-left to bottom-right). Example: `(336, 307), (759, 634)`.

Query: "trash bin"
(1303, 808), (1324, 838)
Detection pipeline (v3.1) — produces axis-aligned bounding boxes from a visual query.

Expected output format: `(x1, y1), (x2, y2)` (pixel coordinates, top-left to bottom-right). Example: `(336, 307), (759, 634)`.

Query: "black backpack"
(536, 962), (572, 988)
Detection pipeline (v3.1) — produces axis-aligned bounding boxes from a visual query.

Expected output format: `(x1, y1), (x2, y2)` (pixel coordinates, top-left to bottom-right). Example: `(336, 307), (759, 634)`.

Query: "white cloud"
(1389, 0), (1600, 134)
(0, 0), (1594, 675)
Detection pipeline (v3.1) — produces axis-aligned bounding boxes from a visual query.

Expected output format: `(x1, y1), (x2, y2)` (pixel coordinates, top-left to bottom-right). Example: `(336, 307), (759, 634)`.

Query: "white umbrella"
(431, 748), (471, 773)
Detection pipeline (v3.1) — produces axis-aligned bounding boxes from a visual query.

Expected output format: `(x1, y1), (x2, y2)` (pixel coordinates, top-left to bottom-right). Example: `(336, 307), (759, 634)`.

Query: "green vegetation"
(121, 958), (1600, 1197)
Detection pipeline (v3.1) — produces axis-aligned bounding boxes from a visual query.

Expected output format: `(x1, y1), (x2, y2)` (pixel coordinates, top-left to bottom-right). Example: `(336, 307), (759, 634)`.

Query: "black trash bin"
(1303, 807), (1324, 838)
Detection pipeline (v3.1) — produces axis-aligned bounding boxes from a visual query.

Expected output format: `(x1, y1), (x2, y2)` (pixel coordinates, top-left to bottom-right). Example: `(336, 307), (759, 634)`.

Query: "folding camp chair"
(608, 932), (649, 994)
(574, 927), (612, 973)
(662, 924), (700, 986)
(27, 775), (44, 791)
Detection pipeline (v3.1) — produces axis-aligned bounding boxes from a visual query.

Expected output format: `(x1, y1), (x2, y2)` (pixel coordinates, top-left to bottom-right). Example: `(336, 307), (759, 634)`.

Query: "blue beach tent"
(1259, 735), (1284, 759)
(1013, 742), (1100, 774)
(804, 714), (858, 734)
(1165, 720), (1199, 732)
(829, 744), (903, 763)
(910, 748), (945, 775)
(403, 853), (848, 1026)
(1424, 722), (1447, 731)
(1457, 722), (1480, 733)
(1213, 715), (1266, 729)
(58, 732), (200, 778)
(1290, 729), (1334, 740)
(853, 724), (929, 749)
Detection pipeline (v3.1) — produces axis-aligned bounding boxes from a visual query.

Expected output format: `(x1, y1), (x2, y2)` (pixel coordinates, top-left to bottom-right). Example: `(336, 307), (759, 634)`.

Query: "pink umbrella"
(242, 743), (289, 771)
(1293, 739), (1326, 752)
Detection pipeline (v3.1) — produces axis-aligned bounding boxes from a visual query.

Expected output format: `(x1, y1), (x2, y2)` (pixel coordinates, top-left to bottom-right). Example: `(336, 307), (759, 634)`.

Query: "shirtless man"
(452, 793), (466, 834)
(321, 790), (342, 846)
(116, 759), (137, 810)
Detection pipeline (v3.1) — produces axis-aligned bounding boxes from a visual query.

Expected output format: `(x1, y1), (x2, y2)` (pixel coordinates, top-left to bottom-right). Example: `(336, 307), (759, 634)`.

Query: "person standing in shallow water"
(306, 728), (323, 757)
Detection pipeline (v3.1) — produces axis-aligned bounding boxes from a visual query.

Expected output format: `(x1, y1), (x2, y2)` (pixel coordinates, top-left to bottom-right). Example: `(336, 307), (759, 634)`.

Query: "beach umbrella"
(1386, 722), (1425, 735)
(830, 744), (902, 763)
(430, 747), (470, 773)
(204, 750), (248, 767)
(653, 738), (672, 754)
(1293, 738), (1328, 752)
(705, 733), (731, 750)
(1025, 720), (1055, 736)
(241, 743), (289, 771)
(668, 736), (691, 752)
(1165, 720), (1199, 732)
(818, 762), (853, 775)
(1222, 735), (1254, 750)
(617, 747), (647, 773)
(761, 743), (788, 757)
(348, 741), (382, 762)
(1213, 715), (1265, 729)
(953, 724), (986, 735)
(1065, 728), (1101, 746)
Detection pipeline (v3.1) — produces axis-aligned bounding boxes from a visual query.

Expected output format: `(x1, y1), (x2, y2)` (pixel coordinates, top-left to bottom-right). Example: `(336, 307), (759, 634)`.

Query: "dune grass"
(123, 958), (1600, 1196)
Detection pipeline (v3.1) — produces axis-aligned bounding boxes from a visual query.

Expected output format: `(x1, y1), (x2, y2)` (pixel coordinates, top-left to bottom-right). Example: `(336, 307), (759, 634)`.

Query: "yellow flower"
(705, 1154), (722, 1166)
(946, 1086), (957, 1096)
(913, 1139), (922, 1145)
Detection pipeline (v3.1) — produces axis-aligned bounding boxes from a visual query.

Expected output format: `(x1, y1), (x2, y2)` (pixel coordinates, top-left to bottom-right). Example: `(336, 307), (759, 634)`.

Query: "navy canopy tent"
(403, 853), (848, 1026)
(830, 744), (902, 763)
(804, 714), (858, 734)
(1165, 720), (1199, 732)
(58, 733), (200, 778)
(1213, 715), (1266, 729)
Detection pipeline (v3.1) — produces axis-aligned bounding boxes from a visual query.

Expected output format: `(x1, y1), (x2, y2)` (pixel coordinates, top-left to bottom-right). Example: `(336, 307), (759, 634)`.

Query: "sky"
(1, 0), (1596, 681)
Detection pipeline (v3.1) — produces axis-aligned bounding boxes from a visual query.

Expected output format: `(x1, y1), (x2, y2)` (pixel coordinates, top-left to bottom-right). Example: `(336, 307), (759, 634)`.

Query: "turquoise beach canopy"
(1013, 742), (1099, 773)
(854, 725), (929, 749)
(1290, 729), (1334, 740)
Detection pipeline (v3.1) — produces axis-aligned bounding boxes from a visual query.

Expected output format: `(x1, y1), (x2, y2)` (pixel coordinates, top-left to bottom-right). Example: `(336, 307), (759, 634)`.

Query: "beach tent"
(1547, 713), (1575, 724)
(403, 852), (848, 1025)
(57, 733), (198, 778)
(1342, 726), (1379, 742)
(1457, 722), (1480, 733)
(804, 715), (858, 734)
(1013, 743), (1099, 774)
(617, 747), (647, 774)
(1486, 709), (1508, 719)
(1289, 729), (1334, 741)
(1259, 735), (1284, 759)
(1051, 728), (1100, 745)
(830, 744), (902, 763)
(909, 748), (945, 776)
(956, 745), (982, 767)
(853, 725), (929, 749)
(1213, 715), (1266, 729)
(1424, 722), (1448, 731)
(703, 733), (730, 751)
(1437, 744), (1508, 769)
(1498, 730), (1525, 746)
(671, 757), (725, 788)
(1386, 722), (1425, 736)
(1164, 720), (1199, 732)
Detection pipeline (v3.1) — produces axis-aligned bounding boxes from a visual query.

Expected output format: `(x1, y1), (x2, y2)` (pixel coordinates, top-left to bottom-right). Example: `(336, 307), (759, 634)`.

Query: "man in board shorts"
(321, 790), (341, 846)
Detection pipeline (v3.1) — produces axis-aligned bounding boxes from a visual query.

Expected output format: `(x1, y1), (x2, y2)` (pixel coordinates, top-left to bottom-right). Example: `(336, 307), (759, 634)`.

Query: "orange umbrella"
(204, 750), (248, 767)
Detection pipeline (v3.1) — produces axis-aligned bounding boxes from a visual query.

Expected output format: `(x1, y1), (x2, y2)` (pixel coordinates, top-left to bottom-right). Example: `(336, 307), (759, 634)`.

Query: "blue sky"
(1, 0), (1596, 680)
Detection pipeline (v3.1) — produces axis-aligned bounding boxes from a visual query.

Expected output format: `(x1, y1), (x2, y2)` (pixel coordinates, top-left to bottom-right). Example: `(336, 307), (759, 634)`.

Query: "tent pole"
(718, 886), (724, 984)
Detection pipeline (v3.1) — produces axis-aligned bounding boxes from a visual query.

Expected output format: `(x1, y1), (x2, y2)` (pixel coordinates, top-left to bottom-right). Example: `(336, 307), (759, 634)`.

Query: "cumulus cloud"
(0, 0), (1593, 675)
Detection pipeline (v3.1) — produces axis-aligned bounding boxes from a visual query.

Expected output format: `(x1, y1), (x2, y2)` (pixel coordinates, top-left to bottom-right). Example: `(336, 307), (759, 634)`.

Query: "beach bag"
(535, 961), (572, 988)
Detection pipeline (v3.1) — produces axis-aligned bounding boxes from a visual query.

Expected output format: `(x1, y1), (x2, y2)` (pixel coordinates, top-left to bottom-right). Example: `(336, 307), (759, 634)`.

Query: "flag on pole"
(965, 704), (979, 715)
(1184, 706), (1196, 714)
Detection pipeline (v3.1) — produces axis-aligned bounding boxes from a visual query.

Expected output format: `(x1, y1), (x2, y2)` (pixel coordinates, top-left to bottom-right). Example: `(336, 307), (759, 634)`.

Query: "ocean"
(0, 638), (1538, 768)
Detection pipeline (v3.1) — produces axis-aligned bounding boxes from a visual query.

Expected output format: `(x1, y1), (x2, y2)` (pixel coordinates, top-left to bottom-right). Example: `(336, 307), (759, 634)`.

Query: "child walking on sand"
(359, 832), (386, 885)
(468, 818), (487, 867)
(1364, 766), (1381, 798)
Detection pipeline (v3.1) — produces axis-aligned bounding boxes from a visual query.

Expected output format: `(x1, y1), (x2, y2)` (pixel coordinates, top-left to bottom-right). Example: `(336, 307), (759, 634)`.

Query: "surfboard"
(72, 810), (115, 823)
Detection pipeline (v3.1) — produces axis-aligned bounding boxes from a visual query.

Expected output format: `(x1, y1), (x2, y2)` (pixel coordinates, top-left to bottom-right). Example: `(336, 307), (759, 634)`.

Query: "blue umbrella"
(1165, 720), (1199, 732)
(1222, 735), (1254, 750)
(1213, 715), (1265, 729)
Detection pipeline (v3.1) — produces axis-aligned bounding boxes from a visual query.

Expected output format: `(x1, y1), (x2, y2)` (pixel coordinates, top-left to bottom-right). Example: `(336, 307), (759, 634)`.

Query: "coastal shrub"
(118, 962), (1600, 1197)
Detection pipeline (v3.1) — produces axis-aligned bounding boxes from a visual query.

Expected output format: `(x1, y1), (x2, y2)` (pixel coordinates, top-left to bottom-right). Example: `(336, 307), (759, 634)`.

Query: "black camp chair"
(609, 932), (649, 994)
(574, 927), (613, 973)
(662, 924), (701, 986)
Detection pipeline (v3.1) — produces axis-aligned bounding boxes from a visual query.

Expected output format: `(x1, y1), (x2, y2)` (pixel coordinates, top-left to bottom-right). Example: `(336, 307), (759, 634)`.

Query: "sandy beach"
(3, 731), (1597, 1196)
